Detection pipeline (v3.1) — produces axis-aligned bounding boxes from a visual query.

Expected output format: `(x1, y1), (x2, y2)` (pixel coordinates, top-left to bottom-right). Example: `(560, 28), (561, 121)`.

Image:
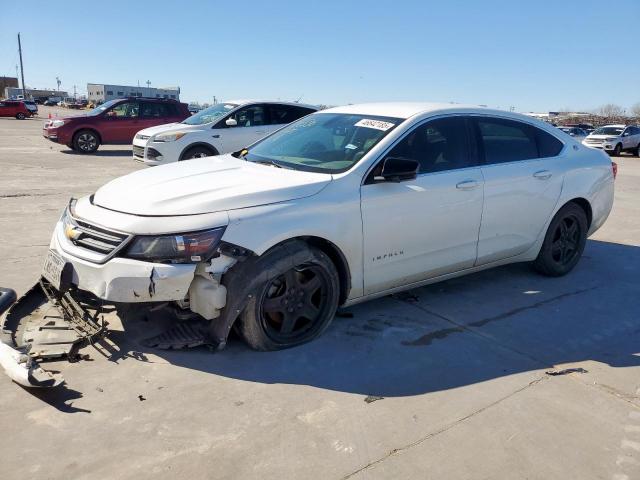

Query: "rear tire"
(237, 244), (340, 351)
(635, 143), (640, 157)
(72, 130), (100, 153)
(533, 202), (588, 277)
(180, 146), (216, 161)
(15, 113), (25, 120)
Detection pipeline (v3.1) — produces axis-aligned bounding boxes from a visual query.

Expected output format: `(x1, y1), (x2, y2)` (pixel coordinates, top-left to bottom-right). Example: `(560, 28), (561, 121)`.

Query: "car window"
(476, 117), (539, 164)
(141, 102), (171, 118)
(386, 117), (472, 174)
(230, 104), (266, 127)
(106, 101), (139, 118)
(269, 105), (315, 125)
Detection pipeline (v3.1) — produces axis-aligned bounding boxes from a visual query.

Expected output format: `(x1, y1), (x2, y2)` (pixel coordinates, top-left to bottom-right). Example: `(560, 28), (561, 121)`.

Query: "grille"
(586, 138), (603, 144)
(133, 145), (145, 158)
(70, 219), (129, 256)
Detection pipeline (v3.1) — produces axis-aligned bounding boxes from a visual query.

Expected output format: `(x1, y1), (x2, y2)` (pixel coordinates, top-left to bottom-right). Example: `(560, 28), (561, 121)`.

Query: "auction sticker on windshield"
(42, 250), (65, 290)
(354, 119), (395, 131)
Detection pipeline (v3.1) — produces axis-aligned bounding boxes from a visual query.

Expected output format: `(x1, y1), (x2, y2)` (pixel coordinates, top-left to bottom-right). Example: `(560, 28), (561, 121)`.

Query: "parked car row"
(556, 123), (640, 156)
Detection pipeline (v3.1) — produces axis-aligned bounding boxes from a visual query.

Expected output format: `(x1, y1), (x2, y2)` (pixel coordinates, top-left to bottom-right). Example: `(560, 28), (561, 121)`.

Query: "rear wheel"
(237, 244), (340, 351)
(15, 113), (25, 120)
(73, 130), (100, 153)
(635, 143), (640, 157)
(180, 146), (216, 160)
(533, 203), (588, 277)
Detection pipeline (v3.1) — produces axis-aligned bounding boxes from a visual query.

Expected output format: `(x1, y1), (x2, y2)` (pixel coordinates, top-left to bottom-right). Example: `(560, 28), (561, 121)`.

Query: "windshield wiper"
(252, 159), (283, 168)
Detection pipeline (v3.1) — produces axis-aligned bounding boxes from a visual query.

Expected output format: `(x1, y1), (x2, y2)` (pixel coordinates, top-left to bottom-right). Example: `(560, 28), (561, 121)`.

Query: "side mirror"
(376, 157), (419, 182)
(622, 132), (630, 136)
(569, 132), (575, 137)
(225, 118), (238, 127)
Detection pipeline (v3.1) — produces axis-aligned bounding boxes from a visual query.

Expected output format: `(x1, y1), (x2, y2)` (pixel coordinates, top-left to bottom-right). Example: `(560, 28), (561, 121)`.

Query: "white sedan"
(36, 103), (615, 352)
(132, 100), (318, 165)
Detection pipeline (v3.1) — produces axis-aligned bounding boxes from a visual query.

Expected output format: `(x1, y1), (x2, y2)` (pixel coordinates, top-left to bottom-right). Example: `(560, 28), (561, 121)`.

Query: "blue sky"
(1, 0), (639, 112)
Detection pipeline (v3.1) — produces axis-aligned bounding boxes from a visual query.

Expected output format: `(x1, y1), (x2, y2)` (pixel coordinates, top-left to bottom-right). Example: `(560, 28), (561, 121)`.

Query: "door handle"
(456, 180), (479, 190)
(533, 170), (552, 180)
(212, 134), (220, 138)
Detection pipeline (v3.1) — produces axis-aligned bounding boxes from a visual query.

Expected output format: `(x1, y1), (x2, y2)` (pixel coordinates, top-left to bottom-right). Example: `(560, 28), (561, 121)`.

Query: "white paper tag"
(354, 119), (395, 131)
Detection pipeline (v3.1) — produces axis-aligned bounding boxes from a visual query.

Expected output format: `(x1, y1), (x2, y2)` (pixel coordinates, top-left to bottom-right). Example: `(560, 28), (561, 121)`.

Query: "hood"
(137, 122), (197, 136)
(587, 134), (619, 140)
(93, 155), (332, 216)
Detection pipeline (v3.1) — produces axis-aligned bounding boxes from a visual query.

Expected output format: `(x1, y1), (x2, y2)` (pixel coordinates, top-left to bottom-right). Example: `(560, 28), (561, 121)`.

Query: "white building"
(87, 83), (180, 103)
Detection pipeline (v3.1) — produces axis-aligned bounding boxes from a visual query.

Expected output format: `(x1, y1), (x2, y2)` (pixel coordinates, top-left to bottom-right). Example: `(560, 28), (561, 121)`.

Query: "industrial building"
(0, 77), (19, 98)
(4, 86), (68, 101)
(87, 83), (180, 103)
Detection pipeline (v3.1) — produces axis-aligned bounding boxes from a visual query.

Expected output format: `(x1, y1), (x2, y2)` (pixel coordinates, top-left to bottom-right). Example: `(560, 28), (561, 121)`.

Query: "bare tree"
(597, 104), (625, 118)
(631, 103), (640, 118)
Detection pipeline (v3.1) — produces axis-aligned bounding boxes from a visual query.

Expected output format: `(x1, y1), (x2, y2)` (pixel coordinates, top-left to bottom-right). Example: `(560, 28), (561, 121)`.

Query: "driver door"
(100, 101), (141, 143)
(217, 104), (269, 152)
(360, 116), (484, 295)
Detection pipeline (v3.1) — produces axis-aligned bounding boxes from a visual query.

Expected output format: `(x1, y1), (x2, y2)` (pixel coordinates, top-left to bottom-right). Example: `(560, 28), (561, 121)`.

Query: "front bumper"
(51, 225), (196, 303)
(132, 138), (168, 165)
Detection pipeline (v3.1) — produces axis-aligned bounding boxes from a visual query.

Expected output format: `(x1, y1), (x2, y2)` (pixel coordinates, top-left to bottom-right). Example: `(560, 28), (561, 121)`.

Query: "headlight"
(50, 119), (65, 128)
(123, 227), (226, 264)
(154, 132), (188, 142)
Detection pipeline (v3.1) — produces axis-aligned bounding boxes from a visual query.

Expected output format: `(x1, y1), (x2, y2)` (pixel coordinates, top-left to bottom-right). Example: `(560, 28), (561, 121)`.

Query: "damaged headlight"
(123, 227), (226, 264)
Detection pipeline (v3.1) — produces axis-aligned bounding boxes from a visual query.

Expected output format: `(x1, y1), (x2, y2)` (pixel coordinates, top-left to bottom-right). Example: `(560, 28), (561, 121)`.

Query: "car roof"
(600, 124), (626, 128)
(224, 99), (318, 110)
(320, 102), (540, 122)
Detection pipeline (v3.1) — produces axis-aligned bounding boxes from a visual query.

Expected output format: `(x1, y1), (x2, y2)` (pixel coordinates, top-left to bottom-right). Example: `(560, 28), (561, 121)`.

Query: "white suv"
(132, 100), (317, 165)
(583, 124), (640, 156)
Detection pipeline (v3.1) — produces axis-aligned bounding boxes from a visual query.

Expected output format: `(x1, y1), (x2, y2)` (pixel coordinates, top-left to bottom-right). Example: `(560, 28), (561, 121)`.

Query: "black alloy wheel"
(550, 215), (582, 267)
(259, 265), (332, 343)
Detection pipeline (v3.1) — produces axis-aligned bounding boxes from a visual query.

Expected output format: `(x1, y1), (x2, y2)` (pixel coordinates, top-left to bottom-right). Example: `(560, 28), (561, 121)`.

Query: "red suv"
(43, 97), (190, 153)
(0, 100), (33, 120)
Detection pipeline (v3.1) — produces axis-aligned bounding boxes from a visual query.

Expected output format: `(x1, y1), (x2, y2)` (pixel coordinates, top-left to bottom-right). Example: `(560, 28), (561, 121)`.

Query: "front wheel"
(533, 203), (588, 277)
(73, 130), (100, 153)
(180, 146), (216, 160)
(612, 143), (622, 157)
(237, 244), (340, 351)
(635, 143), (640, 157)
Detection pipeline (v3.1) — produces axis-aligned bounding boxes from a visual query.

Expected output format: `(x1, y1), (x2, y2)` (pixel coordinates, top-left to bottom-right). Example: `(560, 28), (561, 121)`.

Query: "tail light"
(612, 161), (618, 179)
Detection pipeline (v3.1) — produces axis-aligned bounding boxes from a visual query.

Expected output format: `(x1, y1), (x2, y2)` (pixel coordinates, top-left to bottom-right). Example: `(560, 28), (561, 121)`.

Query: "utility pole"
(73, 84), (77, 100)
(56, 76), (61, 92)
(17, 33), (26, 99)
(146, 80), (151, 96)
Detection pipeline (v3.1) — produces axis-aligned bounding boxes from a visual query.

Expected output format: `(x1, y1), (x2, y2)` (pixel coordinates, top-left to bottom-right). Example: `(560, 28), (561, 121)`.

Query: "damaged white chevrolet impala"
(1, 102), (615, 387)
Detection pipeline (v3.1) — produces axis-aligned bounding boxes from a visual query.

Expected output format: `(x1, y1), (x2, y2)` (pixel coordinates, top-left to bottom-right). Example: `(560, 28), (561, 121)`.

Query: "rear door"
(217, 104), (270, 152)
(0, 102), (9, 117)
(473, 116), (565, 265)
(100, 101), (141, 144)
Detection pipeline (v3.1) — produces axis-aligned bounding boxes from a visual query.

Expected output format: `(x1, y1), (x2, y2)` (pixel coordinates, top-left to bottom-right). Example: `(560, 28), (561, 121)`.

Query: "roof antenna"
(295, 94), (303, 103)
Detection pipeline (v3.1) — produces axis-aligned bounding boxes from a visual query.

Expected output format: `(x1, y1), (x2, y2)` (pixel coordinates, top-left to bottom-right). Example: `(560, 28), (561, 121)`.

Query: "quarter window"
(386, 117), (472, 174)
(141, 102), (171, 117)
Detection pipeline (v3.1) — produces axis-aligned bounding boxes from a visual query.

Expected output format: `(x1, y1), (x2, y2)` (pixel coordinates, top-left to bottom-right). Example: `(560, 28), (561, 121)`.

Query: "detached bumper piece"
(0, 280), (107, 388)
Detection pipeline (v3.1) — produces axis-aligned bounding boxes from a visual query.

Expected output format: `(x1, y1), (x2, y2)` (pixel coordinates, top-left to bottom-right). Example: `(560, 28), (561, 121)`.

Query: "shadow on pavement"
(103, 239), (640, 397)
(60, 149), (131, 157)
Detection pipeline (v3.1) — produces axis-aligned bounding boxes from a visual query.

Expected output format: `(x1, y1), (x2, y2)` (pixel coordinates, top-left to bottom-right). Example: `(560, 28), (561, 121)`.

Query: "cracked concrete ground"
(0, 108), (639, 480)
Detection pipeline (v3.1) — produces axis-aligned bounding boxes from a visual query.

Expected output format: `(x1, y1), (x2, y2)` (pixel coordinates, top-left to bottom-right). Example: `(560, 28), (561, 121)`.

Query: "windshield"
(182, 103), (237, 125)
(244, 113), (402, 173)
(592, 126), (624, 136)
(86, 99), (120, 116)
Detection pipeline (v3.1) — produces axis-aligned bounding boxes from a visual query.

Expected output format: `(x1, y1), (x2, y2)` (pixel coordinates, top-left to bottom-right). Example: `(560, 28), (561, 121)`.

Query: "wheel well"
(291, 236), (351, 305)
(180, 143), (219, 160)
(567, 198), (592, 228)
(73, 128), (102, 144)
